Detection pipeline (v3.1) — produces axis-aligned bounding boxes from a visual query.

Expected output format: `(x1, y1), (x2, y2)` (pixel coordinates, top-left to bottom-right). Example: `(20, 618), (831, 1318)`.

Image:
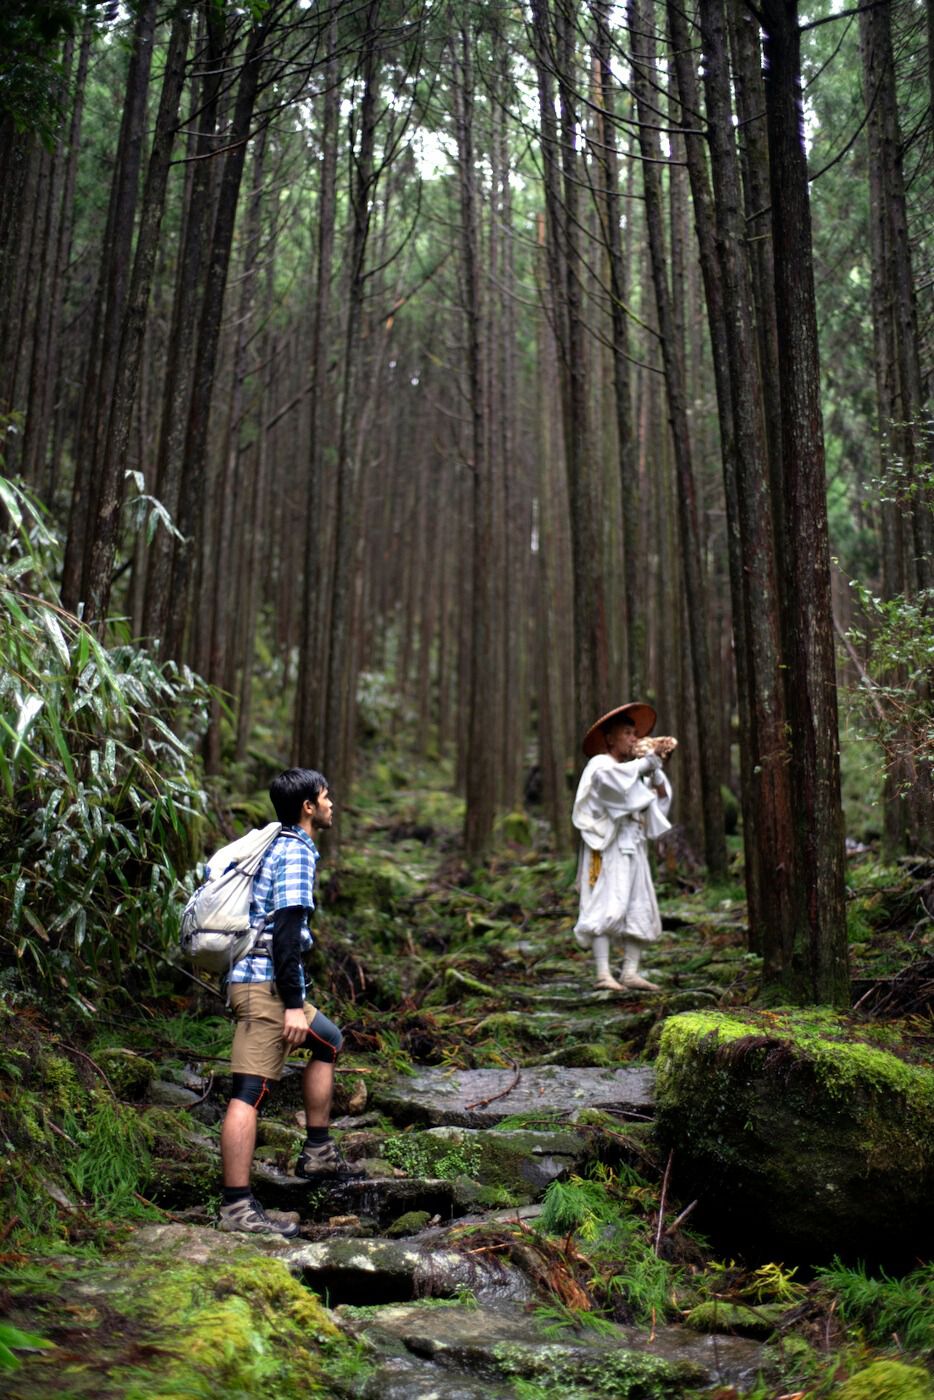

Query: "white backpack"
(179, 823), (297, 977)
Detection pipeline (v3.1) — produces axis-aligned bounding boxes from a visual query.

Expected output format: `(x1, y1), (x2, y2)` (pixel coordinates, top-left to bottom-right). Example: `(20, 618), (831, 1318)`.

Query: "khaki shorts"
(229, 982), (317, 1081)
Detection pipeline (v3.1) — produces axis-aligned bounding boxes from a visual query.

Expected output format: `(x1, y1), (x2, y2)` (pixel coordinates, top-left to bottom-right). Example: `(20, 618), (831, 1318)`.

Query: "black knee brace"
(229, 1073), (270, 1109)
(304, 1009), (343, 1063)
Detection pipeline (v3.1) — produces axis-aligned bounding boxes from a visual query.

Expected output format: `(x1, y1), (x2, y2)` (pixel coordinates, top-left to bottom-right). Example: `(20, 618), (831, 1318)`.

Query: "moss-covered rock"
(835, 1360), (934, 1400)
(91, 1048), (156, 1100)
(0, 1224), (345, 1397)
(655, 1011), (934, 1264)
(381, 1125), (587, 1200)
(385, 1209), (431, 1237)
(682, 1299), (788, 1337)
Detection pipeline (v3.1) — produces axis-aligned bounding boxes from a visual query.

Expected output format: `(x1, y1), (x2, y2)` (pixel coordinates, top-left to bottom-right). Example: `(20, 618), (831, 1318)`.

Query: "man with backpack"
(218, 767), (363, 1238)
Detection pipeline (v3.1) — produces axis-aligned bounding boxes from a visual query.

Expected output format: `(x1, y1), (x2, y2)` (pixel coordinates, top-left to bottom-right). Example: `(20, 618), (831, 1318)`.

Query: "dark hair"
(269, 768), (328, 824)
(602, 714), (635, 737)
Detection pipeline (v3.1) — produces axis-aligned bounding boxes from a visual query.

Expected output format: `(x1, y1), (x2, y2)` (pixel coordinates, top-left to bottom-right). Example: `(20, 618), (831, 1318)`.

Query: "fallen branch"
(47, 1119), (79, 1148)
(61, 1043), (116, 1099)
(663, 1199), (698, 1236)
(654, 1149), (674, 1256)
(181, 1074), (214, 1109)
(465, 1062), (521, 1112)
(133, 1192), (187, 1223)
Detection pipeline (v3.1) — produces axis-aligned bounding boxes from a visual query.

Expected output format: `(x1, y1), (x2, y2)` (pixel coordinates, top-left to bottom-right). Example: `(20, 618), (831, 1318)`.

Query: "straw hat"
(582, 701), (657, 757)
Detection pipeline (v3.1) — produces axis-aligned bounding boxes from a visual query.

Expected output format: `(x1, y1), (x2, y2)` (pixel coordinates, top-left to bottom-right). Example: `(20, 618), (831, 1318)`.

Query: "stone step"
(339, 1301), (769, 1397)
(374, 1064), (656, 1128)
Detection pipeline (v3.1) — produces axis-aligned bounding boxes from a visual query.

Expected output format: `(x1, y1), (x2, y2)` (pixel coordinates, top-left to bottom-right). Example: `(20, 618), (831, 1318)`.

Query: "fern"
(605, 1240), (679, 1327)
(68, 1099), (152, 1205)
(817, 1258), (934, 1352)
(539, 1176), (627, 1237)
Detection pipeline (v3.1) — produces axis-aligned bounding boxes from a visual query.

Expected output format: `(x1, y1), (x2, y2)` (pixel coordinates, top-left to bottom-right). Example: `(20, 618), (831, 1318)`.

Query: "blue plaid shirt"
(228, 827), (318, 989)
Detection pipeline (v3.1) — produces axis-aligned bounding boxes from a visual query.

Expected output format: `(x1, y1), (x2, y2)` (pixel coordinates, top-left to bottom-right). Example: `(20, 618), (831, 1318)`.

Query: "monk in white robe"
(572, 703), (672, 991)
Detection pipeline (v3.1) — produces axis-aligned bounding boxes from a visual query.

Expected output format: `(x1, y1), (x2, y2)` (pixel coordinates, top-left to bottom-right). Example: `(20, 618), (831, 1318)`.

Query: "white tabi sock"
(621, 939), (642, 979)
(593, 935), (612, 981)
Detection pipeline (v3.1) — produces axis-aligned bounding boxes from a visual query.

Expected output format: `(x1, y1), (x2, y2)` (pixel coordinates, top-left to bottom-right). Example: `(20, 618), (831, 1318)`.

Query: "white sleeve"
(591, 760), (656, 817)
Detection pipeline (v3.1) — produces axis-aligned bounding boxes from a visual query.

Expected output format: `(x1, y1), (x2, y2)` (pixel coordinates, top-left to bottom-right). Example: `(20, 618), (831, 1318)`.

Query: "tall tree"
(322, 0), (381, 839)
(531, 0), (609, 742)
(84, 10), (191, 625)
(627, 0), (727, 878)
(761, 0), (848, 1004)
(165, 9), (273, 660)
(61, 0), (158, 612)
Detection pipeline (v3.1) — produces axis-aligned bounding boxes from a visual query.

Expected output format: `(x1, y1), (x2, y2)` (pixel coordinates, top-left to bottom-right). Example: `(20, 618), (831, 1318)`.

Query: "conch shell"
(634, 735), (678, 759)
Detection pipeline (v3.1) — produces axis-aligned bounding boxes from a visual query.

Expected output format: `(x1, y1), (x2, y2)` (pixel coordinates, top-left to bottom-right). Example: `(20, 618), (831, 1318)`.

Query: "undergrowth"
(0, 475), (211, 1004)
(817, 1258), (934, 1354)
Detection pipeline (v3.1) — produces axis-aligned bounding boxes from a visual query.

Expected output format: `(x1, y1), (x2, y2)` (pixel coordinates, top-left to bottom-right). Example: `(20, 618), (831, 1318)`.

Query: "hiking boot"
(218, 1196), (300, 1238)
(295, 1139), (365, 1180)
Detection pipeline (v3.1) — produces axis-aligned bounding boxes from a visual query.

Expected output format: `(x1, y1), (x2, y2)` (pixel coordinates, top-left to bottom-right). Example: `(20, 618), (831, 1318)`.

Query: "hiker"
(219, 767), (362, 1238)
(571, 703), (673, 993)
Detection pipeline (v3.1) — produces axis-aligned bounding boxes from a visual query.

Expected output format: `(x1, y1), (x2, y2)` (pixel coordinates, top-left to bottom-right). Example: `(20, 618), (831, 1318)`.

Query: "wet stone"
(283, 1237), (534, 1307)
(342, 1302), (769, 1395)
(374, 1064), (656, 1128)
(251, 1163), (468, 1229)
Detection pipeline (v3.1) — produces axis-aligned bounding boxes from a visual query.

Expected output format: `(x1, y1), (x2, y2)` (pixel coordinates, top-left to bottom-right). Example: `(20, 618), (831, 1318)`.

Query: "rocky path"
(139, 896), (766, 1398)
(1, 861), (776, 1399)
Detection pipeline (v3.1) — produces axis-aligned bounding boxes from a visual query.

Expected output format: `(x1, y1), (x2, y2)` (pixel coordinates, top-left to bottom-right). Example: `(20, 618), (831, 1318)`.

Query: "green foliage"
(382, 1129), (482, 1180)
(0, 1321), (53, 1371)
(67, 1097), (152, 1206)
(817, 1258), (934, 1354)
(357, 665), (414, 739)
(0, 0), (99, 142)
(844, 580), (934, 796)
(539, 1176), (619, 1239)
(0, 476), (210, 997)
(538, 1171), (680, 1327)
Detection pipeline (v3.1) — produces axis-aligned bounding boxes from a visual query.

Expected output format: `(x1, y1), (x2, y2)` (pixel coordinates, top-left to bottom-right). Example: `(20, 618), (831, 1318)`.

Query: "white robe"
(571, 754), (672, 948)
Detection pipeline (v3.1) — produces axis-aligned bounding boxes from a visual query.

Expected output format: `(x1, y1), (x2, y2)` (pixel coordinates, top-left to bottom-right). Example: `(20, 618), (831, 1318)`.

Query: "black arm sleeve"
(270, 906), (306, 1010)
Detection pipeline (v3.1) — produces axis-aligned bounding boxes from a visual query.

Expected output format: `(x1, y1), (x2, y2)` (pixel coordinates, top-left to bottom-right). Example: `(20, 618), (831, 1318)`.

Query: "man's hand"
(282, 1007), (309, 1046)
(637, 753), (661, 777)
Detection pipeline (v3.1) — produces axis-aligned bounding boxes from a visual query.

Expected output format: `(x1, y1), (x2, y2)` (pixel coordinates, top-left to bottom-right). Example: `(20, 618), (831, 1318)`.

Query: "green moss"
(37, 1052), (82, 1115)
(491, 1339), (703, 1395)
(385, 1209), (431, 1237)
(658, 1010), (934, 1112)
(682, 1298), (787, 1336)
(835, 1360), (934, 1400)
(89, 1048), (155, 1100)
(655, 1011), (934, 1261)
(443, 967), (498, 999)
(2, 1233), (344, 1397)
(382, 1129), (482, 1181)
(499, 809), (534, 845)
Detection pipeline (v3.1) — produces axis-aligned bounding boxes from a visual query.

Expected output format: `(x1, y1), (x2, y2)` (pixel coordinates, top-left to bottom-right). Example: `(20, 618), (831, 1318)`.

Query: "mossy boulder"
(0, 1224), (344, 1397)
(836, 1360), (934, 1400)
(655, 1011), (934, 1264)
(91, 1049), (156, 1100)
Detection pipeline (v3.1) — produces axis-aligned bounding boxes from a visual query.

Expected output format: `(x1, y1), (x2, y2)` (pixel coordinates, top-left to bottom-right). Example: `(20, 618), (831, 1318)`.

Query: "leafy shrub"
(0, 476), (210, 999)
